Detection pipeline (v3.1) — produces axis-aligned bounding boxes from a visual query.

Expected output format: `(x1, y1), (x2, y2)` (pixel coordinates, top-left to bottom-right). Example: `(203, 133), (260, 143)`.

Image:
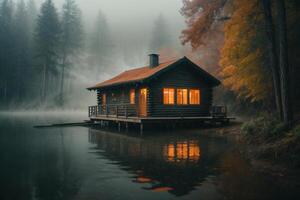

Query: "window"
(130, 89), (135, 104)
(177, 89), (188, 105)
(102, 93), (106, 105)
(163, 88), (175, 104)
(189, 89), (200, 105)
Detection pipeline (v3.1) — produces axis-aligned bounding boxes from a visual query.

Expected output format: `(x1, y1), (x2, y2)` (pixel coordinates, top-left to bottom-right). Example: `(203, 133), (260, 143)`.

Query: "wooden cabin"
(87, 55), (230, 130)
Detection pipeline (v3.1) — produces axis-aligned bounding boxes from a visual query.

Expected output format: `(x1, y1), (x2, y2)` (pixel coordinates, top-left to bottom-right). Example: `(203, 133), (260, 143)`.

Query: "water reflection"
(88, 128), (227, 196)
(164, 141), (201, 163)
(2, 114), (299, 200)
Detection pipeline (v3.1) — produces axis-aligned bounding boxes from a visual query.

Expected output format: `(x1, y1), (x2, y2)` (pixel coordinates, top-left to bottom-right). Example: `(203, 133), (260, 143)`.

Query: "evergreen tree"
(149, 14), (171, 53)
(0, 0), (14, 106)
(13, 0), (30, 102)
(27, 0), (38, 36)
(89, 10), (113, 78)
(35, 0), (61, 104)
(26, 0), (39, 101)
(60, 0), (83, 105)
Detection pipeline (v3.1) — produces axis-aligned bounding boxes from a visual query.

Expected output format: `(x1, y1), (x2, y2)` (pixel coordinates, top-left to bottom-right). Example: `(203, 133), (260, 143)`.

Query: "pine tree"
(60, 0), (83, 106)
(27, 0), (38, 35)
(149, 14), (171, 53)
(35, 0), (61, 104)
(13, 0), (30, 103)
(89, 10), (113, 78)
(26, 0), (39, 101)
(0, 0), (14, 105)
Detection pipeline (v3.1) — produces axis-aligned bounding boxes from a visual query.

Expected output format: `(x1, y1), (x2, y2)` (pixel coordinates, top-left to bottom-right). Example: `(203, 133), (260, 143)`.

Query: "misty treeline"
(181, 0), (300, 126)
(0, 0), (173, 109)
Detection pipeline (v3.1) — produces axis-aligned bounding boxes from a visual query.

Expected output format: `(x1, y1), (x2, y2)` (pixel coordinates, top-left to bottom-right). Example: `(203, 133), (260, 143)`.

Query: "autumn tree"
(219, 0), (272, 102)
(181, 0), (227, 49)
(181, 0), (228, 75)
(181, 0), (298, 125)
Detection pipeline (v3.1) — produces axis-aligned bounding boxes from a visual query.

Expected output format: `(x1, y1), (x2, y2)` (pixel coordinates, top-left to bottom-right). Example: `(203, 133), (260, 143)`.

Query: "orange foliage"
(219, 0), (272, 102)
(181, 0), (227, 49)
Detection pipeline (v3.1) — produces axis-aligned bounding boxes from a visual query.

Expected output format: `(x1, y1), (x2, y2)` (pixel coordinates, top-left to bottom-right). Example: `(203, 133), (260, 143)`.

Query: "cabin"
(87, 54), (231, 131)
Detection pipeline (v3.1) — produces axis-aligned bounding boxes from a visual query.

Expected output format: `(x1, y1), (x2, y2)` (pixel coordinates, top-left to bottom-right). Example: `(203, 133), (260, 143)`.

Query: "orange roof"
(87, 57), (220, 90)
(87, 59), (177, 89)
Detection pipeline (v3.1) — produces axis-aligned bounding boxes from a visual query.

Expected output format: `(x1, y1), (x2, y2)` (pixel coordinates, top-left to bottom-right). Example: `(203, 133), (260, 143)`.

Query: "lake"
(0, 112), (299, 200)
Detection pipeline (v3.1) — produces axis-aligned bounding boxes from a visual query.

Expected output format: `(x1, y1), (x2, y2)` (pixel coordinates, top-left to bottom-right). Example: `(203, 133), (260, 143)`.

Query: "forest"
(180, 0), (300, 127)
(1, 1), (300, 197)
(0, 0), (299, 127)
(0, 0), (178, 109)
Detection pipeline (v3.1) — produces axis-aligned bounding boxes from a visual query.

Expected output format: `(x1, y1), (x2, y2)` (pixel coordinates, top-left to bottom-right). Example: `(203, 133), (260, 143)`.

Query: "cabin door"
(139, 88), (147, 117)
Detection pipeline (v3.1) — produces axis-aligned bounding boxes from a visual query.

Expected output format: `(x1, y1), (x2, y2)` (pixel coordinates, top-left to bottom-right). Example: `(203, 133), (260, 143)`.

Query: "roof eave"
(86, 79), (144, 90)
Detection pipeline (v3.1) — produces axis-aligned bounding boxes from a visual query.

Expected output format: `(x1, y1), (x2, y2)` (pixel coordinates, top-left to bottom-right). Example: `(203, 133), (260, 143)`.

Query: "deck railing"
(88, 104), (139, 118)
(211, 106), (227, 118)
(89, 105), (228, 118)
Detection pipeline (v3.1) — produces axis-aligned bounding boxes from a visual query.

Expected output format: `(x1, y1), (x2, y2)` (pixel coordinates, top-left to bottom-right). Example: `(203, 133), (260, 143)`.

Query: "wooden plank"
(90, 115), (235, 124)
(34, 121), (94, 128)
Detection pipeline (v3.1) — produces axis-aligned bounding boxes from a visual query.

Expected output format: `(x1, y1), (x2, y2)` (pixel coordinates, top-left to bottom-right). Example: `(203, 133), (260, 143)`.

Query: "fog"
(37, 0), (186, 65)
(0, 0), (191, 111)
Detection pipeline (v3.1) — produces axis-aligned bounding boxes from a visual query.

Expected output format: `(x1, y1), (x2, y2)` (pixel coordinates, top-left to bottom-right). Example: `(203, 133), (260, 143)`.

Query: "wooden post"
(106, 105), (108, 117)
(116, 105), (119, 118)
(140, 123), (143, 135)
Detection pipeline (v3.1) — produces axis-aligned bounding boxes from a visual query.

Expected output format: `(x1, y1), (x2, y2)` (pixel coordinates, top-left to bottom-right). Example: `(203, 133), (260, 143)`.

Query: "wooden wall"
(148, 63), (213, 117)
(96, 63), (216, 117)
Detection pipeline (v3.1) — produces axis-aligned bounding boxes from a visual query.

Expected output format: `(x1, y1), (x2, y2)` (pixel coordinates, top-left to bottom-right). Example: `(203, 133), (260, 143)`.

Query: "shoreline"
(206, 123), (300, 179)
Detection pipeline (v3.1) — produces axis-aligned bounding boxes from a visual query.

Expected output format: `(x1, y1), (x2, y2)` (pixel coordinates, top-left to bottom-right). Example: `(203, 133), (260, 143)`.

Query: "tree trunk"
(4, 80), (7, 104)
(41, 63), (47, 104)
(276, 0), (293, 126)
(262, 0), (283, 118)
(60, 55), (66, 106)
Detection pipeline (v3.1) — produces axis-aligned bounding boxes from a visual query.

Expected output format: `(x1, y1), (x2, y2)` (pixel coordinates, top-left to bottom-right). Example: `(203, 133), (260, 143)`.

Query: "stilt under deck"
(89, 105), (234, 133)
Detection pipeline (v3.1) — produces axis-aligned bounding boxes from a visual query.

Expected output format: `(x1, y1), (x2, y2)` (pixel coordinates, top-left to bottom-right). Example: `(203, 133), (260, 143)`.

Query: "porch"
(88, 104), (234, 131)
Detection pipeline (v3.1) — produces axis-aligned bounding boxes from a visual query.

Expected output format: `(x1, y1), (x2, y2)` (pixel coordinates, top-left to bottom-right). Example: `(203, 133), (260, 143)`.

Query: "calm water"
(0, 113), (299, 200)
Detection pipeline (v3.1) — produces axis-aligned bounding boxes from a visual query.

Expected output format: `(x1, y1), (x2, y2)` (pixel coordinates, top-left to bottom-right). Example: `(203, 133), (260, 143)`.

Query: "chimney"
(149, 54), (159, 68)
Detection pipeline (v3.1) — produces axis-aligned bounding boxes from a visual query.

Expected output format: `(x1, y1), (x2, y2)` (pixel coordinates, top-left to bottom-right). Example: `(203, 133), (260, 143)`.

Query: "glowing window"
(163, 88), (175, 104)
(130, 89), (135, 104)
(189, 89), (200, 105)
(177, 89), (188, 105)
(102, 93), (106, 105)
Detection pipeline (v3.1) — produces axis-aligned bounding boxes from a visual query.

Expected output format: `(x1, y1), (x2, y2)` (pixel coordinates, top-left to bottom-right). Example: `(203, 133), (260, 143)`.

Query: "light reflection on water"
(164, 141), (201, 163)
(0, 114), (299, 200)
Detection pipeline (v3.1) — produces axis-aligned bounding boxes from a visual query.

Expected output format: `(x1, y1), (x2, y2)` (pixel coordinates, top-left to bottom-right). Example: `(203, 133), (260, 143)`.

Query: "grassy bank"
(241, 115), (300, 168)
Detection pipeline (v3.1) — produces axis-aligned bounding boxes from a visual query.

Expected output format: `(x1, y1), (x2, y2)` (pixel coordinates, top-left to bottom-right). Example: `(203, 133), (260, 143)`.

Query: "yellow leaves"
(219, 0), (272, 102)
(220, 65), (236, 77)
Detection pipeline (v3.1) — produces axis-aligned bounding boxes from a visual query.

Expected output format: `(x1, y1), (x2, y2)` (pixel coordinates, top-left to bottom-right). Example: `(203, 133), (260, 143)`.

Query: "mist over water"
(0, 0), (187, 110)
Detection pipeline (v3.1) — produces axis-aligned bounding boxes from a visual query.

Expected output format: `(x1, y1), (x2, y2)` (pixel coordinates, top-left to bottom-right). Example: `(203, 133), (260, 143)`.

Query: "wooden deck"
(90, 115), (235, 124)
(88, 105), (235, 132)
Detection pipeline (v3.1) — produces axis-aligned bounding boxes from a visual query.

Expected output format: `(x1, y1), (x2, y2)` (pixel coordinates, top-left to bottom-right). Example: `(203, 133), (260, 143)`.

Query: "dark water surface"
(0, 112), (299, 200)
